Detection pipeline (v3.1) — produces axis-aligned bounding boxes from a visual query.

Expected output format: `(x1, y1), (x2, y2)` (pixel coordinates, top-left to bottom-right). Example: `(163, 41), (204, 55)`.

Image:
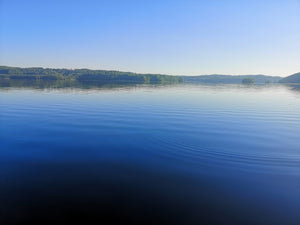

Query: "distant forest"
(0, 66), (183, 85)
(182, 75), (281, 84)
(1, 66), (299, 84)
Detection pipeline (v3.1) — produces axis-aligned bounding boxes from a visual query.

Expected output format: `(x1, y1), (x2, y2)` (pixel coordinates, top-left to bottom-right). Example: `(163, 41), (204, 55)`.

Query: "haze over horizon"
(1, 0), (299, 77)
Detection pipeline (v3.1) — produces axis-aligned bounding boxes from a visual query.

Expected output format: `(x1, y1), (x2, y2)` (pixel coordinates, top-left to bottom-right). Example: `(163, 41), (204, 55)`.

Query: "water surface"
(0, 83), (300, 224)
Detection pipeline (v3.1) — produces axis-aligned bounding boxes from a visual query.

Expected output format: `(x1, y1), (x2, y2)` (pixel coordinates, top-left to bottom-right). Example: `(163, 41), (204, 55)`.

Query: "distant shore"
(1, 66), (299, 84)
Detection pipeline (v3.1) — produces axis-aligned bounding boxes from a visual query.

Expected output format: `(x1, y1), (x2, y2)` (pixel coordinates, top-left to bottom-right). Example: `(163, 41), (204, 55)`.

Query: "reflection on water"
(1, 78), (300, 93)
(288, 84), (300, 92)
(0, 78), (132, 90)
(0, 81), (300, 225)
(0, 78), (181, 91)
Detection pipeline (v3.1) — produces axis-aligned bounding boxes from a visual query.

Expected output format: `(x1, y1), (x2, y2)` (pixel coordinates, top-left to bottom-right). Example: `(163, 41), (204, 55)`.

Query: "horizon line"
(1, 65), (298, 77)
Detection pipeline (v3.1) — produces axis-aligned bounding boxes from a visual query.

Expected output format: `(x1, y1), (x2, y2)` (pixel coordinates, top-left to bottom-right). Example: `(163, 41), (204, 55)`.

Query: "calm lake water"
(0, 83), (300, 225)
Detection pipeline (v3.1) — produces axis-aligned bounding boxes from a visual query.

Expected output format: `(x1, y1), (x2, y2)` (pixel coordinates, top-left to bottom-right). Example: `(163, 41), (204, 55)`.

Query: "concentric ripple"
(1, 84), (300, 174)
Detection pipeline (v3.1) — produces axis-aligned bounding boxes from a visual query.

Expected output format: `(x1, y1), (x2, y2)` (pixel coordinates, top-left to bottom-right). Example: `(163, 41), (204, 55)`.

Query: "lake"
(0, 82), (300, 225)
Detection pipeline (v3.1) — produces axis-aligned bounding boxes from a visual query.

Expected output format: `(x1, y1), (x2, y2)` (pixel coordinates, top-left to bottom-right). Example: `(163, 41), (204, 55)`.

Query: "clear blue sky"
(0, 0), (299, 76)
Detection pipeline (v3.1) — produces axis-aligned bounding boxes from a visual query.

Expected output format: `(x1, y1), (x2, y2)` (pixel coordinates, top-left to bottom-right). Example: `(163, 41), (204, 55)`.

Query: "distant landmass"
(182, 75), (281, 84)
(1, 66), (299, 84)
(279, 72), (300, 84)
(0, 66), (183, 85)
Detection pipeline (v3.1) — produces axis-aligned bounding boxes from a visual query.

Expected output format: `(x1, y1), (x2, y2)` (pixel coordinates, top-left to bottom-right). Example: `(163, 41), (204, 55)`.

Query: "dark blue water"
(1, 84), (300, 225)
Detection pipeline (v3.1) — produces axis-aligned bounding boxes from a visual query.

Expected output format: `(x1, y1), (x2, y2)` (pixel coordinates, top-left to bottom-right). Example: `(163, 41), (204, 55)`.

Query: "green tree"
(242, 78), (254, 84)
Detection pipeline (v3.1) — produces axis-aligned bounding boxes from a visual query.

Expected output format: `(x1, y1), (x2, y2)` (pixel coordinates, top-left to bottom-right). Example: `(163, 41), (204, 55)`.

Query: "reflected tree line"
(0, 78), (183, 90)
(1, 78), (300, 94)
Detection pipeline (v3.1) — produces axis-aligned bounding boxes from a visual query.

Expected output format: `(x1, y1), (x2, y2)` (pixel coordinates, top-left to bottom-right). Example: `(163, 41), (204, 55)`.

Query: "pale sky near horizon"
(0, 0), (299, 76)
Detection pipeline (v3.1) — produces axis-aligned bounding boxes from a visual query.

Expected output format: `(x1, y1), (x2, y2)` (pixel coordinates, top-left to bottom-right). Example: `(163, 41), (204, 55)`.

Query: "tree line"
(0, 66), (184, 84)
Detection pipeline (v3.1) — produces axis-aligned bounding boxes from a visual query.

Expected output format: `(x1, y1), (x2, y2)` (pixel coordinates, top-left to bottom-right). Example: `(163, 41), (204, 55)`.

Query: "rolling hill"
(279, 72), (300, 83)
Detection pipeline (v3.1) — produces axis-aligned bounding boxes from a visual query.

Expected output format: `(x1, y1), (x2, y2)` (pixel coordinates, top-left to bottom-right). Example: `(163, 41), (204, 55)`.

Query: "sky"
(0, 0), (299, 76)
